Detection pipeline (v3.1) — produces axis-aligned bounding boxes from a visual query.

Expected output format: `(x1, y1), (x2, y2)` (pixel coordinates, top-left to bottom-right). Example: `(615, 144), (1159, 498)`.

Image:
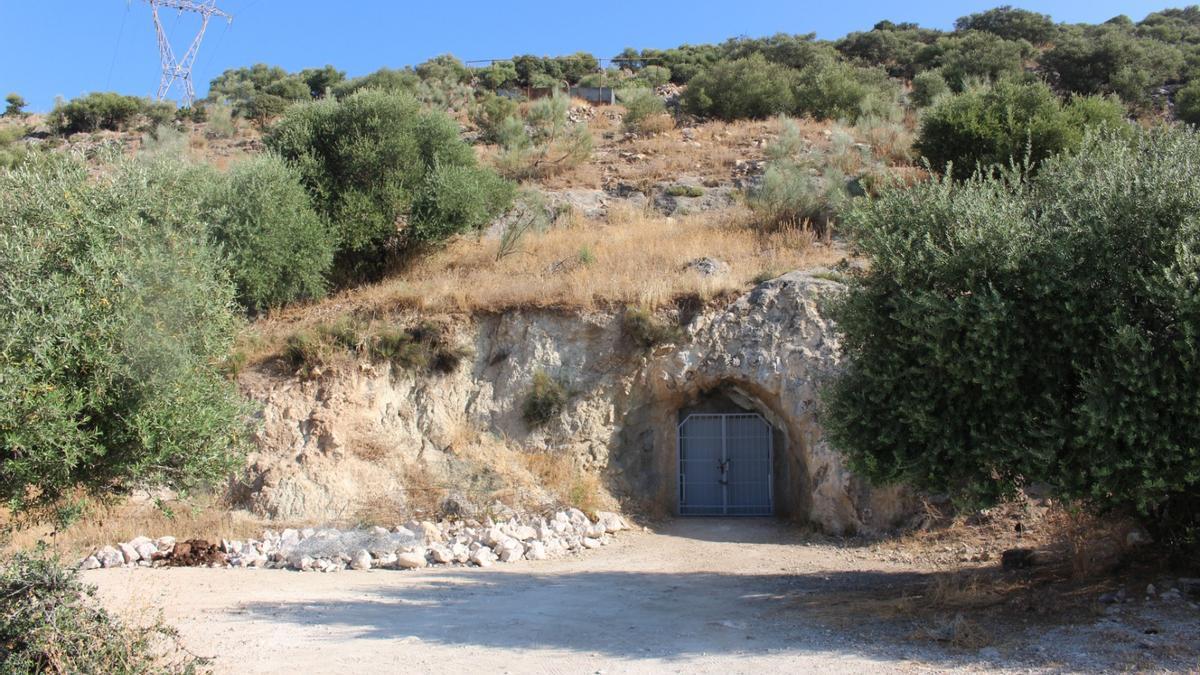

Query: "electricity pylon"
(145, 0), (231, 105)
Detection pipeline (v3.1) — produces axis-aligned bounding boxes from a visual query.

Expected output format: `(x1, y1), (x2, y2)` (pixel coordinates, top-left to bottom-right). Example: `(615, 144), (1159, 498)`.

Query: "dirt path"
(86, 519), (1197, 674)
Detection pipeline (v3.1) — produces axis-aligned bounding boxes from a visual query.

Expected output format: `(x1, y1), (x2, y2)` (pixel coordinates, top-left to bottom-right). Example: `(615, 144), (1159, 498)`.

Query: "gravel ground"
(86, 519), (1199, 674)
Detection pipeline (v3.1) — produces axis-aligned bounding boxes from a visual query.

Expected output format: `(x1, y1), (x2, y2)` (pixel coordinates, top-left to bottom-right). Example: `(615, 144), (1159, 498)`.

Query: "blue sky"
(0, 1), (1175, 111)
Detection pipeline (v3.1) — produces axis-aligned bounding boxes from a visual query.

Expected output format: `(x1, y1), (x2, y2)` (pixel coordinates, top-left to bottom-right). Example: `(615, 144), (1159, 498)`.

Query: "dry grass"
(518, 452), (606, 516)
(3, 494), (271, 558)
(245, 208), (843, 362)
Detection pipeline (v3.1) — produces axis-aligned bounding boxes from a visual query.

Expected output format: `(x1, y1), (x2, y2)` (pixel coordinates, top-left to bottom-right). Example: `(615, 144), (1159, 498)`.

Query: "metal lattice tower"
(144, 0), (231, 105)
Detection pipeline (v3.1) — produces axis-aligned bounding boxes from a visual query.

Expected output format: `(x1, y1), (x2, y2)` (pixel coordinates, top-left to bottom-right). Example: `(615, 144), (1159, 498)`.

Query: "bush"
(682, 54), (796, 120)
(619, 88), (667, 133)
(265, 90), (513, 281)
(792, 56), (897, 122)
(916, 79), (1127, 180)
(49, 92), (155, 134)
(1175, 80), (1200, 125)
(202, 154), (334, 312)
(0, 550), (200, 673)
(910, 70), (950, 107)
(495, 94), (593, 180)
(623, 307), (683, 350)
(205, 102), (237, 138)
(331, 67), (420, 98)
(206, 63), (313, 118)
(916, 31), (1032, 91)
(523, 370), (567, 428)
(954, 6), (1057, 44)
(470, 93), (519, 143)
(4, 93), (26, 117)
(826, 127), (1200, 558)
(0, 155), (248, 522)
(664, 184), (704, 197)
(1041, 25), (1184, 104)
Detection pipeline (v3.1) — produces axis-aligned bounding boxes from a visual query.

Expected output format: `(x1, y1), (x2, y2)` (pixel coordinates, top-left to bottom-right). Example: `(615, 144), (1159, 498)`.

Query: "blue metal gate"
(678, 413), (773, 516)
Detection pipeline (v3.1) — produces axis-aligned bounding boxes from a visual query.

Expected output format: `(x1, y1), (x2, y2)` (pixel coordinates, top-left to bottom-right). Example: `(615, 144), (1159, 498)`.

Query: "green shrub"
(665, 184), (704, 198)
(0, 124), (29, 169)
(331, 67), (420, 98)
(910, 70), (950, 107)
(623, 307), (683, 350)
(48, 92), (154, 134)
(1041, 25), (1184, 104)
(4, 92), (27, 117)
(682, 54), (796, 120)
(749, 162), (843, 234)
(470, 93), (519, 143)
(523, 370), (568, 427)
(265, 90), (513, 281)
(0, 550), (200, 673)
(206, 63), (313, 119)
(299, 64), (346, 98)
(636, 65), (672, 88)
(619, 88), (667, 133)
(202, 154), (334, 312)
(0, 155), (248, 522)
(792, 56), (897, 122)
(1175, 80), (1200, 125)
(475, 60), (519, 90)
(205, 103), (237, 138)
(495, 94), (593, 180)
(916, 79), (1128, 180)
(954, 6), (1057, 44)
(409, 163), (516, 243)
(826, 126), (1200, 559)
(916, 31), (1032, 91)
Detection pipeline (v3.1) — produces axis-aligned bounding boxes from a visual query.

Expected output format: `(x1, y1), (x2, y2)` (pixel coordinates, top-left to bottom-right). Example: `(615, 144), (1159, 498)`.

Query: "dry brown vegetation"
(2, 495), (272, 558)
(243, 206), (845, 363)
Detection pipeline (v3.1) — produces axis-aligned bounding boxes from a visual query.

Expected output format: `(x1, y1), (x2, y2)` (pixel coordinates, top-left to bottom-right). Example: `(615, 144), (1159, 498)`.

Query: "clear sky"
(0, 0), (1176, 112)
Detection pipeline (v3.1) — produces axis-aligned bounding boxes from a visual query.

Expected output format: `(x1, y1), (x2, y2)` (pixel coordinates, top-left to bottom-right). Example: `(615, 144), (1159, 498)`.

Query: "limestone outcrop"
(236, 271), (913, 534)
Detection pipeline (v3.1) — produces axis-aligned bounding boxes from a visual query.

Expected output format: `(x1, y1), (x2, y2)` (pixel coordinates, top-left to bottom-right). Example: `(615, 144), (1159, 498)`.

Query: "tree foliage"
(916, 79), (1127, 180)
(826, 127), (1200, 552)
(265, 90), (513, 281)
(0, 155), (249, 521)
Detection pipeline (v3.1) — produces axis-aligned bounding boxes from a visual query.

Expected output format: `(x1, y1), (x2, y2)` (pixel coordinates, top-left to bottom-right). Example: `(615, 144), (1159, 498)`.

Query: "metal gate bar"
(678, 413), (773, 516)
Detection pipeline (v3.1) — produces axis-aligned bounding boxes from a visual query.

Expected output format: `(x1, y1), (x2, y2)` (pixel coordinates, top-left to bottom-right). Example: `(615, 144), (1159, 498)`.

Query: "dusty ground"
(86, 519), (1198, 674)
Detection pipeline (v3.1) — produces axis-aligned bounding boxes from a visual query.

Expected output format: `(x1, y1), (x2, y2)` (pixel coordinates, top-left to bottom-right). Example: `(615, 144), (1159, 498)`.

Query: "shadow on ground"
(236, 563), (1192, 670)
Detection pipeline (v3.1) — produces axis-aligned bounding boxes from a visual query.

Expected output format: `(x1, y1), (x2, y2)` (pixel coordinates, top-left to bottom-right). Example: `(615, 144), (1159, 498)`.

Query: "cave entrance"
(678, 412), (773, 516)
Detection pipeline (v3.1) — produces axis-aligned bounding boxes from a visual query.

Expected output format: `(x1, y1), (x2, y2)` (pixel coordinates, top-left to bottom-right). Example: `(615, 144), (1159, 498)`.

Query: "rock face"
(237, 272), (913, 534)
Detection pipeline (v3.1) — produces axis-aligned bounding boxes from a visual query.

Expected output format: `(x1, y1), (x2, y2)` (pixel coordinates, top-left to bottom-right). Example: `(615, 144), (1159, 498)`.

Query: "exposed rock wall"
(237, 272), (913, 534)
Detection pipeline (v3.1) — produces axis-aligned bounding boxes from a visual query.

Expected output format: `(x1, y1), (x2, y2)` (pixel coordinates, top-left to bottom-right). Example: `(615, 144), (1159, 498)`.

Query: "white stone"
(429, 545), (454, 564)
(596, 511), (627, 533)
(280, 528), (300, 547)
(567, 508), (589, 525)
(351, 549), (372, 570)
(97, 546), (124, 568)
(482, 527), (506, 547)
(498, 541), (525, 562)
(117, 542), (140, 564)
(470, 547), (497, 567)
(512, 525), (538, 541)
(396, 551), (428, 569)
(374, 552), (398, 569)
(419, 521), (442, 542)
(154, 536), (176, 553)
(134, 542), (157, 561)
(128, 535), (153, 548)
(79, 556), (101, 570)
(451, 543), (471, 563)
(392, 526), (416, 539)
(525, 541), (548, 560)
(582, 537), (602, 549)
(299, 556), (315, 571)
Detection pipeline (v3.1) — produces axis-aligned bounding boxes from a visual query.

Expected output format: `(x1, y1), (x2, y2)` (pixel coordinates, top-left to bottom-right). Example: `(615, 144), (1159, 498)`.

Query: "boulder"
(429, 545), (454, 564)
(79, 556), (101, 570)
(117, 542), (140, 564)
(512, 525), (538, 541)
(582, 537), (602, 549)
(525, 541), (548, 561)
(396, 551), (428, 569)
(133, 542), (157, 561)
(154, 536), (176, 553)
(350, 549), (372, 570)
(596, 511), (627, 533)
(451, 543), (471, 563)
(97, 546), (124, 568)
(470, 547), (497, 567)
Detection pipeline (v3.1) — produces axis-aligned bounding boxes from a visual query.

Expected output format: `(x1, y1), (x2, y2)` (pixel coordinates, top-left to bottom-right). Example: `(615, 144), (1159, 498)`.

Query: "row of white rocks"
(80, 508), (629, 572)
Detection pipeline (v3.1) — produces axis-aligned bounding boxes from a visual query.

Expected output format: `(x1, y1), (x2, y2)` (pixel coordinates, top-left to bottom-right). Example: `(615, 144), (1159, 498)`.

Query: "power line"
(105, 4), (131, 90)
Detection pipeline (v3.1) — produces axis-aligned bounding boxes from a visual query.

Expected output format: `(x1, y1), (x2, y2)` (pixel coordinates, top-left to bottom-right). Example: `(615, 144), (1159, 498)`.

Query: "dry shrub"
(350, 492), (407, 529)
(637, 113), (676, 135)
(519, 452), (604, 516)
(3, 494), (269, 558)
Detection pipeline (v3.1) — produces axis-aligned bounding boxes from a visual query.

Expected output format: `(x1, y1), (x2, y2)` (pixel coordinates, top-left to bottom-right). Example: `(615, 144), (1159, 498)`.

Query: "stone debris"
(79, 509), (630, 573)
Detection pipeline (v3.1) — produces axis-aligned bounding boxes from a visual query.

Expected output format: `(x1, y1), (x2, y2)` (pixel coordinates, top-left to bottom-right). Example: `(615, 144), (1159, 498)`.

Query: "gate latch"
(718, 458), (730, 485)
